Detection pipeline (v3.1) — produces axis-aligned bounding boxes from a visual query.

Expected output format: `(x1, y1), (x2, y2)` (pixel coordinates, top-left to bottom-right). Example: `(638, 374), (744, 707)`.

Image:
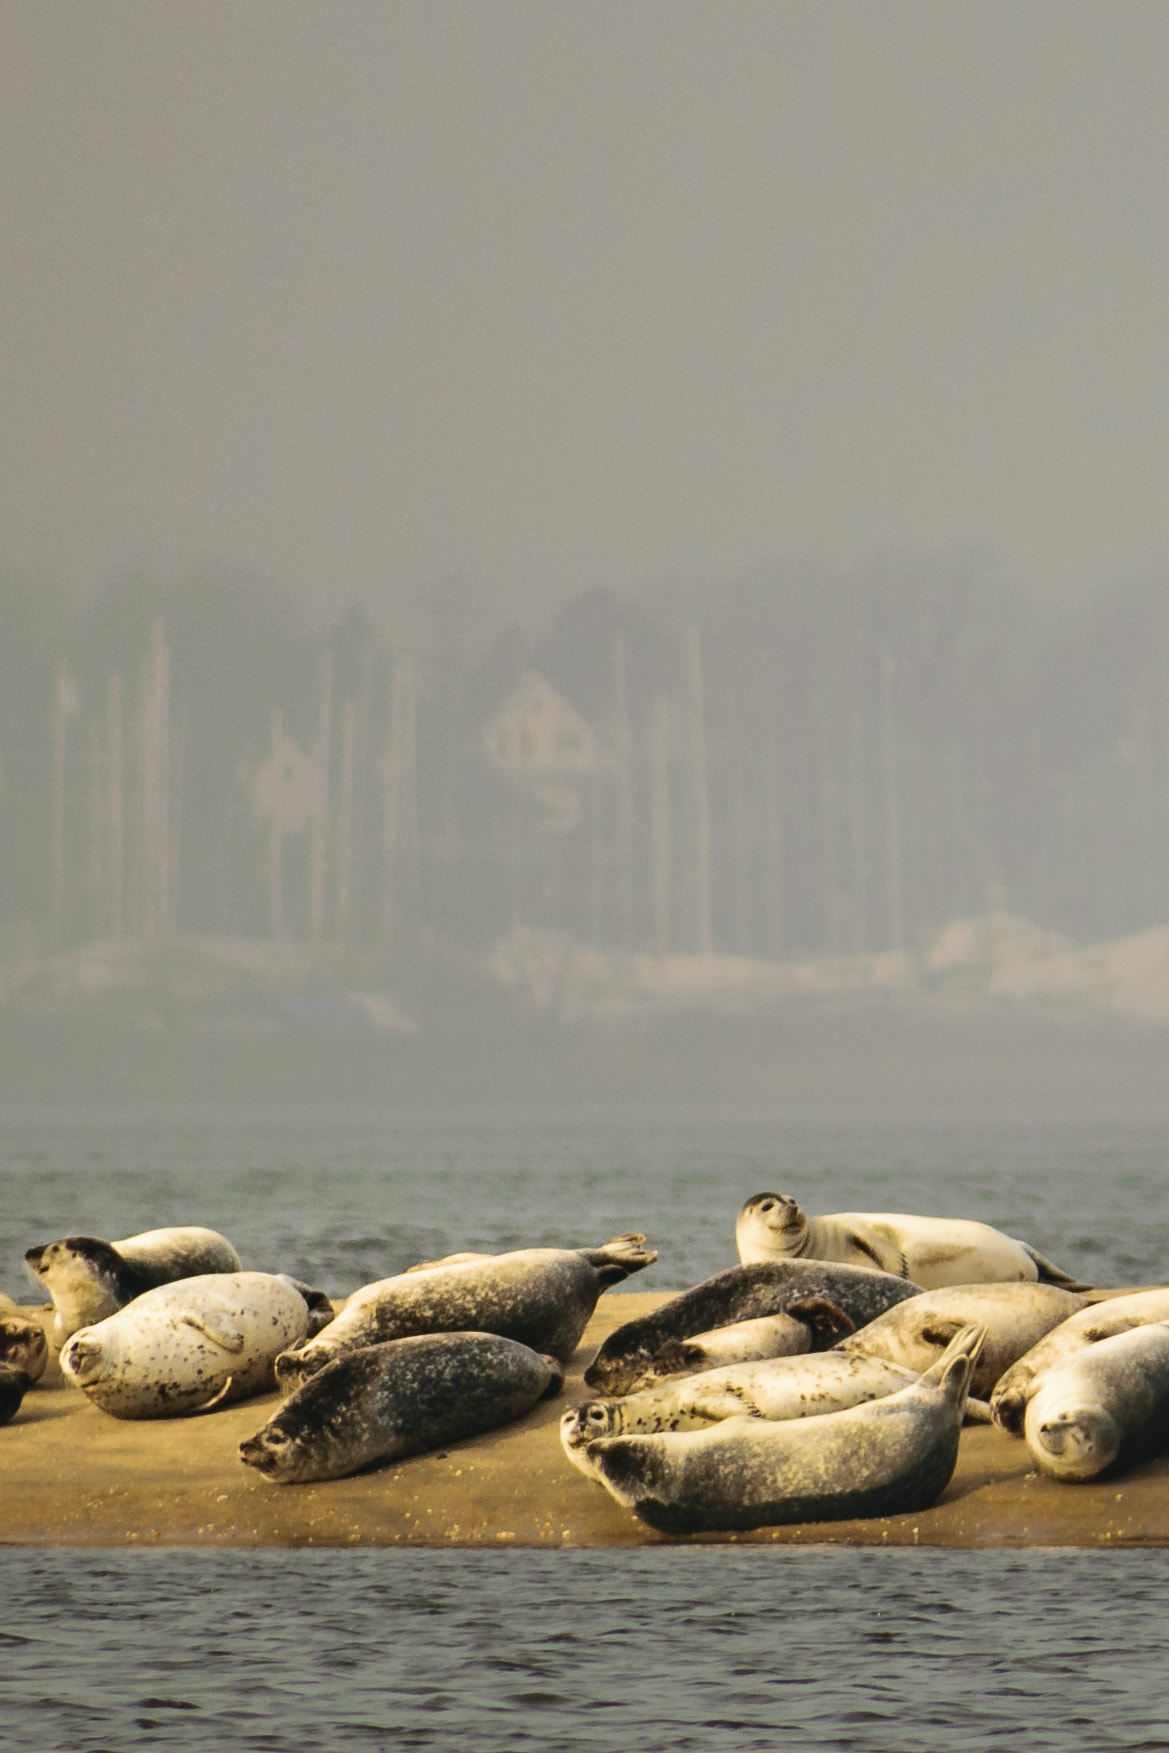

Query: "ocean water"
(4, 1099), (1169, 1751)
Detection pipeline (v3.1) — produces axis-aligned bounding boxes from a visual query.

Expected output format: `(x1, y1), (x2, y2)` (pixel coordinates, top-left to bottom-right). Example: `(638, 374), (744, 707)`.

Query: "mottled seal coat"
(25, 1226), (243, 1345)
(990, 1288), (1169, 1434)
(584, 1261), (919, 1397)
(581, 1323), (985, 1535)
(735, 1193), (1087, 1290)
(0, 1314), (48, 1385)
(838, 1281), (1088, 1400)
(242, 1331), (563, 1484)
(275, 1234), (656, 1394)
(58, 1272), (311, 1418)
(562, 1352), (920, 1478)
(1024, 1323), (1169, 1482)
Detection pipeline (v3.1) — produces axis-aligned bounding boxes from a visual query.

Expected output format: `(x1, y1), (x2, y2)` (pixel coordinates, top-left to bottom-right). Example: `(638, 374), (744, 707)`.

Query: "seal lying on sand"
(990, 1288), (1169, 1434)
(59, 1272), (313, 1418)
(584, 1261), (919, 1397)
(242, 1331), (563, 1484)
(580, 1323), (985, 1535)
(1024, 1323), (1169, 1482)
(0, 1313), (48, 1385)
(838, 1281), (1088, 1400)
(275, 1235), (656, 1394)
(562, 1351), (922, 1477)
(627, 1300), (855, 1385)
(25, 1227), (243, 1345)
(735, 1194), (1087, 1289)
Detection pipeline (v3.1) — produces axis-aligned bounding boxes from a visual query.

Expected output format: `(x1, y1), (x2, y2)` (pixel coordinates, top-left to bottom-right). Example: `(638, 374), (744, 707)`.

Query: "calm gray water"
(4, 1100), (1169, 1751)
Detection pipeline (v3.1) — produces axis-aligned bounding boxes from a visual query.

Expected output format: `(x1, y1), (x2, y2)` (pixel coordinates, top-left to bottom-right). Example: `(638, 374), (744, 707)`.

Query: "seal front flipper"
(179, 1311), (246, 1353)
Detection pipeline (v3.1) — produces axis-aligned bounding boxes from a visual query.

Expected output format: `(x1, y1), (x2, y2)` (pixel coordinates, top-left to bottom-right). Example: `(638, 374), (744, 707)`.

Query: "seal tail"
(1020, 1244), (1093, 1293)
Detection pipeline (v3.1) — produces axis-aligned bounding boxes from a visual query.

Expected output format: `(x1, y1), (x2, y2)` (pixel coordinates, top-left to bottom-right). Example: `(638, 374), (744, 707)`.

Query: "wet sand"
(4, 1291), (1168, 1548)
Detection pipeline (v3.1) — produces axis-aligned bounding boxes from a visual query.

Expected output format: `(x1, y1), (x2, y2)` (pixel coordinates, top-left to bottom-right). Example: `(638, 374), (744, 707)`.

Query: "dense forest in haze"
(2, 556), (1168, 966)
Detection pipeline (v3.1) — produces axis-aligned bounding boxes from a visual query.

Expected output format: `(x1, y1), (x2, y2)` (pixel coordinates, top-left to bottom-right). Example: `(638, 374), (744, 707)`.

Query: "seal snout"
(59, 1334), (105, 1385)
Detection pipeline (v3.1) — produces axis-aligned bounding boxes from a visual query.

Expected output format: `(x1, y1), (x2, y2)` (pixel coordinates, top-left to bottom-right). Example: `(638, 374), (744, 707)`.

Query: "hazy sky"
(3, 2), (1169, 629)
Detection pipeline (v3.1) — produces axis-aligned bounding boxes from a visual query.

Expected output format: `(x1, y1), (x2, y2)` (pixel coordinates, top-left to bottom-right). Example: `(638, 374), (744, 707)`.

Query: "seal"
(58, 1271), (312, 1418)
(275, 1234), (656, 1395)
(584, 1260), (919, 1397)
(25, 1226), (244, 1345)
(1024, 1322), (1169, 1481)
(0, 1313), (49, 1385)
(0, 1362), (33, 1426)
(735, 1193), (1088, 1290)
(561, 1351), (921, 1477)
(991, 1288), (1169, 1434)
(580, 1323), (985, 1535)
(627, 1299), (856, 1385)
(838, 1281), (1088, 1400)
(241, 1331), (563, 1484)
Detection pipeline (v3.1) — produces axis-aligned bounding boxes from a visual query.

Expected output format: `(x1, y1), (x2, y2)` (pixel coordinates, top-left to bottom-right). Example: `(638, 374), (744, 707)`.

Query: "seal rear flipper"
(1020, 1243), (1093, 1293)
(918, 1323), (986, 1406)
(581, 1234), (659, 1287)
(179, 1312), (246, 1354)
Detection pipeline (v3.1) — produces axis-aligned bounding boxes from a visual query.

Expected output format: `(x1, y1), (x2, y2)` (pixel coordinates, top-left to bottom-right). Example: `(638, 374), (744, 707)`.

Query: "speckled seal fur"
(581, 1323), (985, 1535)
(58, 1271), (312, 1418)
(584, 1260), (919, 1397)
(242, 1330), (563, 1483)
(275, 1234), (657, 1394)
(25, 1227), (244, 1346)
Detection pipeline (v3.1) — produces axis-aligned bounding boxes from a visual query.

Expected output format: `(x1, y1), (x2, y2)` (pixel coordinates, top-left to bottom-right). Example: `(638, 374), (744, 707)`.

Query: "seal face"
(25, 1226), (243, 1346)
(0, 1315), (48, 1385)
(241, 1331), (563, 1484)
(1024, 1322), (1169, 1482)
(561, 1351), (919, 1477)
(581, 1323), (985, 1535)
(58, 1271), (310, 1419)
(735, 1194), (1087, 1290)
(274, 1234), (656, 1394)
(990, 1288), (1169, 1435)
(838, 1281), (1087, 1400)
(584, 1261), (919, 1397)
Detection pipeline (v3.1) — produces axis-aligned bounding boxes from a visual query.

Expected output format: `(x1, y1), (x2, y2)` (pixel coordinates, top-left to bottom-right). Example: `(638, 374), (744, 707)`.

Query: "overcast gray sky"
(3, 2), (1168, 629)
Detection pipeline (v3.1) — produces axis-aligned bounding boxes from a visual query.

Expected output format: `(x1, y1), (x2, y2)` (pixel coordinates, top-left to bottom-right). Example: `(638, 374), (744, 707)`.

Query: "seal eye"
(760, 1200), (776, 1213)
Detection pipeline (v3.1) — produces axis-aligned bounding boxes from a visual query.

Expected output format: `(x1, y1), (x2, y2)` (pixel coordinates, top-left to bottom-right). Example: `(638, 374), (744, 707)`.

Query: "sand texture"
(4, 1290), (1168, 1548)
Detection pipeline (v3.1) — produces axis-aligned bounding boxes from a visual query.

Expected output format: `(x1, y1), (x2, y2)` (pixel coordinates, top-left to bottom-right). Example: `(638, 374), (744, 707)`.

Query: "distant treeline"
(2, 556), (1167, 961)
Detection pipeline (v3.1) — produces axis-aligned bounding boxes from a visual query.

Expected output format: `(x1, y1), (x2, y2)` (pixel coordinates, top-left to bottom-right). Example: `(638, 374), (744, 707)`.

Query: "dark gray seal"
(25, 1226), (244, 1345)
(0, 1313), (48, 1385)
(242, 1331), (563, 1483)
(581, 1323), (985, 1535)
(0, 1363), (33, 1426)
(584, 1261), (920, 1397)
(275, 1234), (656, 1394)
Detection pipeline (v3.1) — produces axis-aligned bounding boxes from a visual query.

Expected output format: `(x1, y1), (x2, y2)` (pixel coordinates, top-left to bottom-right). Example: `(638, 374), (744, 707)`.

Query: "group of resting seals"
(8, 1190), (1169, 1535)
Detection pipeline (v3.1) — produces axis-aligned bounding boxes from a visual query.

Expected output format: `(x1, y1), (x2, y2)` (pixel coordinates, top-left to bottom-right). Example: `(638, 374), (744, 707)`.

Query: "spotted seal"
(627, 1300), (856, 1385)
(275, 1234), (656, 1395)
(58, 1272), (313, 1418)
(1024, 1322), (1169, 1481)
(584, 1260), (919, 1397)
(580, 1323), (985, 1534)
(990, 1288), (1169, 1434)
(561, 1351), (922, 1477)
(735, 1194), (1087, 1289)
(241, 1331), (563, 1484)
(838, 1281), (1087, 1400)
(25, 1227), (244, 1346)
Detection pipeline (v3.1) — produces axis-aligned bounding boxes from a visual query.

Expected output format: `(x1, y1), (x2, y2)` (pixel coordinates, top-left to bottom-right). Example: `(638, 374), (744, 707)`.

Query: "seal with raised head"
(58, 1272), (313, 1418)
(25, 1226), (243, 1346)
(1024, 1322), (1169, 1482)
(562, 1350), (921, 1477)
(735, 1194), (1087, 1289)
(580, 1323), (985, 1535)
(838, 1280), (1087, 1400)
(242, 1331), (563, 1484)
(990, 1288), (1169, 1434)
(275, 1234), (656, 1395)
(584, 1260), (919, 1398)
